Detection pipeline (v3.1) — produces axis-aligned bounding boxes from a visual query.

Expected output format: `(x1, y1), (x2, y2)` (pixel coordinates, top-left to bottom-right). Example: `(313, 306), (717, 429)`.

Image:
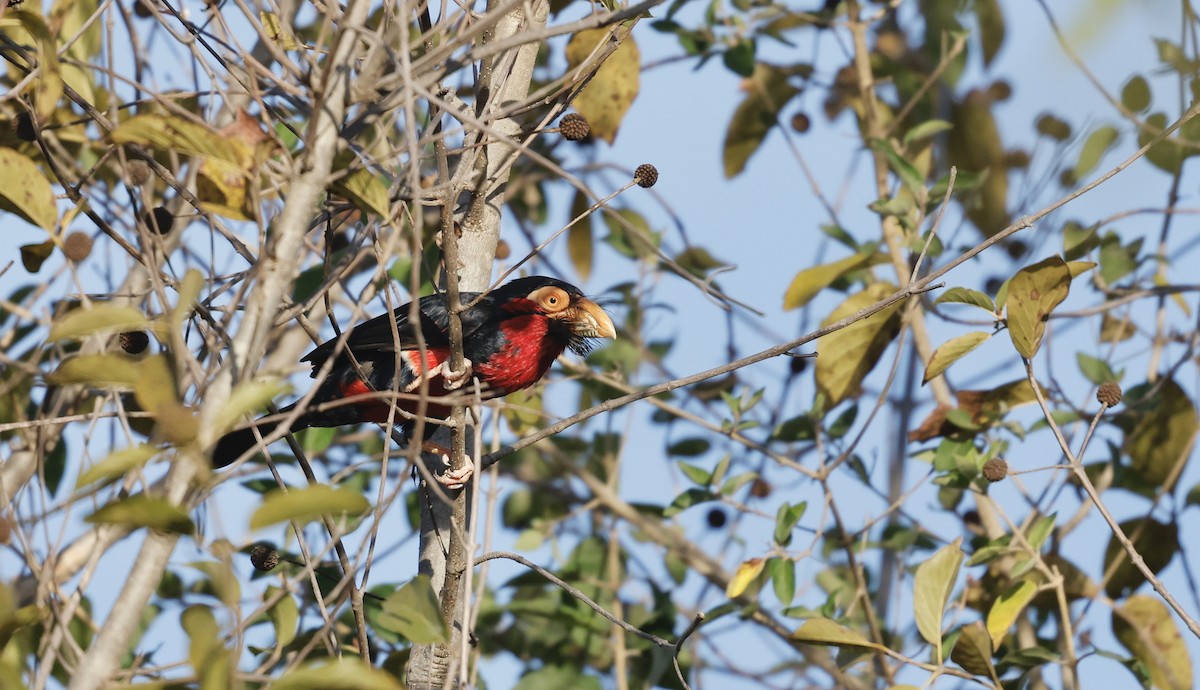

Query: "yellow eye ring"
(530, 286), (570, 312)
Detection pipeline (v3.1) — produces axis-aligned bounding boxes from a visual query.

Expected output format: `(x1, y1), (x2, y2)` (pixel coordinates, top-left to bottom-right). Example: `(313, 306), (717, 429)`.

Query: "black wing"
(300, 291), (494, 371)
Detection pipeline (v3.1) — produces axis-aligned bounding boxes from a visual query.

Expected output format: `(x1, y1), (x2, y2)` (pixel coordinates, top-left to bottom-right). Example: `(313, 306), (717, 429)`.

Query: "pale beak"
(568, 297), (617, 339)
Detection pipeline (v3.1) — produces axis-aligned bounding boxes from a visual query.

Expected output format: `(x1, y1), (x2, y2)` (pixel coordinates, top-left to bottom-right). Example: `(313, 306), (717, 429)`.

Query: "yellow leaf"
(1113, 595), (1193, 690)
(86, 495), (195, 534)
(923, 331), (991, 384)
(567, 190), (593, 281)
(332, 167), (390, 219)
(726, 558), (766, 598)
(792, 618), (881, 650)
(1006, 256), (1071, 359)
(0, 148), (58, 232)
(815, 283), (904, 405)
(783, 251), (884, 310)
(985, 580), (1037, 650)
(260, 11), (301, 50)
(913, 537), (963, 651)
(111, 114), (251, 167)
(565, 28), (639, 144)
(250, 485), (370, 530)
(5, 12), (64, 122)
(48, 304), (150, 341)
(76, 445), (158, 489)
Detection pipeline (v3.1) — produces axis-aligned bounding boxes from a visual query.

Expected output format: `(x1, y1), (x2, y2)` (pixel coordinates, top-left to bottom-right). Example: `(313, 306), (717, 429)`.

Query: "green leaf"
(1076, 352), (1121, 385)
(677, 462), (712, 486)
(923, 331), (991, 384)
(182, 604), (221, 676)
(815, 283), (903, 405)
(769, 557), (796, 606)
(19, 241), (54, 273)
(773, 501), (807, 547)
(1104, 518), (1179, 598)
(567, 190), (594, 281)
(668, 438), (711, 457)
(1099, 233), (1142, 284)
(935, 287), (996, 313)
(664, 488), (715, 517)
(1025, 513), (1057, 552)
(903, 119), (953, 147)
(913, 537), (963, 651)
(722, 38), (756, 77)
(48, 305), (151, 342)
(973, 0), (1005, 66)
(723, 63), (800, 177)
(377, 575), (450, 644)
(1006, 256), (1071, 359)
(1073, 125), (1119, 180)
(0, 148), (57, 233)
(1125, 379), (1197, 487)
(783, 251), (884, 310)
(86, 495), (195, 535)
(1113, 595), (1193, 690)
(265, 586), (299, 647)
(986, 580), (1037, 650)
(565, 27), (639, 143)
(250, 485), (370, 530)
(870, 139), (926, 199)
(1121, 75), (1152, 112)
(951, 621), (996, 677)
(75, 445), (158, 489)
(514, 665), (602, 690)
(791, 618), (881, 650)
(272, 659), (403, 690)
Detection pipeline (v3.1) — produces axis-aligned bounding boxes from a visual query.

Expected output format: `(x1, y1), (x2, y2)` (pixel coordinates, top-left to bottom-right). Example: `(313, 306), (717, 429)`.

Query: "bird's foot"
(403, 357), (474, 392)
(421, 441), (474, 490)
(441, 357), (473, 391)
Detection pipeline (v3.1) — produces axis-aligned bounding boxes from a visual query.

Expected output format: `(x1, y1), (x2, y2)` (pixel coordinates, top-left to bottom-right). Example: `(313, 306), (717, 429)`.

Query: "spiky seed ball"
(126, 160), (152, 186)
(1097, 382), (1123, 407)
(144, 206), (174, 234)
(982, 458), (1008, 483)
(250, 544), (280, 572)
(13, 112), (35, 142)
(559, 113), (590, 141)
(63, 232), (93, 262)
(119, 331), (150, 354)
(634, 163), (659, 188)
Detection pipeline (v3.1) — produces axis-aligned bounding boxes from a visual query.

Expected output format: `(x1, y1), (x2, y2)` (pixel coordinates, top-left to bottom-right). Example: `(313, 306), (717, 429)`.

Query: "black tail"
(212, 418), (294, 468)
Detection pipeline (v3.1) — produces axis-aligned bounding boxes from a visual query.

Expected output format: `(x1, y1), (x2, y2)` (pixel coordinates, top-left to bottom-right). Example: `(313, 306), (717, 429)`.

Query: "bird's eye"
(532, 286), (570, 312)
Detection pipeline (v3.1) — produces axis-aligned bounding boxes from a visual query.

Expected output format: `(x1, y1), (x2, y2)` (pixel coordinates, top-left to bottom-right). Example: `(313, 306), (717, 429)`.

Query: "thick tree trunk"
(404, 1), (549, 687)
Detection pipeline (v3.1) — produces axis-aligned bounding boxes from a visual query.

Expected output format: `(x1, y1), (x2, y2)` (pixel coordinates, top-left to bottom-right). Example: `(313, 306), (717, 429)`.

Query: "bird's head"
(492, 276), (616, 355)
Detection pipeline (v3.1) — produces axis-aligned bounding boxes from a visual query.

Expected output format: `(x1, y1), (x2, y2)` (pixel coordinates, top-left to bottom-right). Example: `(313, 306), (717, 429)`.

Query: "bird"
(210, 276), (616, 486)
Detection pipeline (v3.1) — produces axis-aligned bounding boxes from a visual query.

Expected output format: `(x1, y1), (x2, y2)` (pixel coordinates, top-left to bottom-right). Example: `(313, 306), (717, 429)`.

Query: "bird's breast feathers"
(474, 315), (565, 393)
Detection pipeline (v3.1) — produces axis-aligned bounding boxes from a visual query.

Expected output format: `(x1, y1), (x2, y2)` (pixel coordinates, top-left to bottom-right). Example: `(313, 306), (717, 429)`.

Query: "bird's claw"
(404, 357), (474, 392)
(435, 453), (474, 490)
(441, 357), (473, 391)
